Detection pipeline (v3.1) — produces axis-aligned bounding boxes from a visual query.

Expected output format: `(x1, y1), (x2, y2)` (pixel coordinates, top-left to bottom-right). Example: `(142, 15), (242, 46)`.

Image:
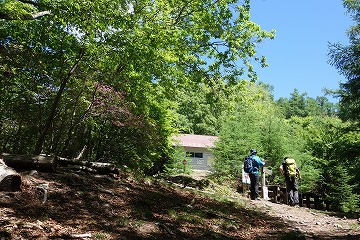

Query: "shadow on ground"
(0, 170), (358, 239)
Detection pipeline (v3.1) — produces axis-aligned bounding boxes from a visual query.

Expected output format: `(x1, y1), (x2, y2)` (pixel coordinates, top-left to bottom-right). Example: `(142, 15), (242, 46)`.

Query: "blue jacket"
(250, 155), (265, 174)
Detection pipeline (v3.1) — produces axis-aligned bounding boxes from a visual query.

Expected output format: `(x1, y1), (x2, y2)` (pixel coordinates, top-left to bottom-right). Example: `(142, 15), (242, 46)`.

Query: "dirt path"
(3, 168), (357, 240)
(190, 170), (360, 239)
(246, 197), (360, 239)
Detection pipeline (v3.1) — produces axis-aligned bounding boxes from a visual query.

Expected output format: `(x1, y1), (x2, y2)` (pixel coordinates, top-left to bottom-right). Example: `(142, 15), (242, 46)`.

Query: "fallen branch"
(50, 233), (92, 239)
(156, 222), (175, 235)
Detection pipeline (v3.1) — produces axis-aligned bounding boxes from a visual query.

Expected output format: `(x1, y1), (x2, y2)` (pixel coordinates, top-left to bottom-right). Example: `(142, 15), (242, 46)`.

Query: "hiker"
(279, 157), (301, 206)
(248, 149), (265, 200)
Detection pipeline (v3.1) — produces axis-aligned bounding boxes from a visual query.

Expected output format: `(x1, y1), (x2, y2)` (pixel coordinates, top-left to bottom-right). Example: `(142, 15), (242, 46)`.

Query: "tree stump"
(0, 160), (21, 191)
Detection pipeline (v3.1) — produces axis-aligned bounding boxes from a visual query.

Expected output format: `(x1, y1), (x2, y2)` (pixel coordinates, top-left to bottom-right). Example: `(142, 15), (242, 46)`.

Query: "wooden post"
(306, 195), (311, 208)
(267, 185), (279, 203)
(261, 167), (268, 200)
(325, 201), (330, 211)
(182, 159), (187, 173)
(314, 195), (320, 209)
(279, 187), (288, 204)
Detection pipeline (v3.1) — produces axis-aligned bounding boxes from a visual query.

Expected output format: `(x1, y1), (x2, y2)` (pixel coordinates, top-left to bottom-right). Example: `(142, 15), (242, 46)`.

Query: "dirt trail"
(191, 170), (360, 239)
(247, 197), (360, 239)
(1, 169), (359, 239)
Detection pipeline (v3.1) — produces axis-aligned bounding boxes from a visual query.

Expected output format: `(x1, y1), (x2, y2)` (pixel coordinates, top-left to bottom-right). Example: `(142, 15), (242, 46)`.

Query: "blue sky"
(249, 0), (353, 101)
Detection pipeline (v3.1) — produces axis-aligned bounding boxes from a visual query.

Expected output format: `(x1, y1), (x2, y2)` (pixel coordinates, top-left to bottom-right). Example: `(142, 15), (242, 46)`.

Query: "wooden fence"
(267, 185), (331, 210)
(240, 168), (331, 210)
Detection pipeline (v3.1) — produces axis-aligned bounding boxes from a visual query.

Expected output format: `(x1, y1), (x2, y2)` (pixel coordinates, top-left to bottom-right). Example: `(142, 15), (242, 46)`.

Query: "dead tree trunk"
(2, 154), (57, 173)
(57, 158), (119, 175)
(0, 160), (21, 191)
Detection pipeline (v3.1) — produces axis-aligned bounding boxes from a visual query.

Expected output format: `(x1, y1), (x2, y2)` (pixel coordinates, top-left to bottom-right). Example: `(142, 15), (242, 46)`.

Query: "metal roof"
(172, 134), (219, 148)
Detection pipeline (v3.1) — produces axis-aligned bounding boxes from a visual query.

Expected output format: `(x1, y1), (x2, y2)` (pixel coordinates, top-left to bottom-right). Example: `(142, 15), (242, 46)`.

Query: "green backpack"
(285, 158), (297, 177)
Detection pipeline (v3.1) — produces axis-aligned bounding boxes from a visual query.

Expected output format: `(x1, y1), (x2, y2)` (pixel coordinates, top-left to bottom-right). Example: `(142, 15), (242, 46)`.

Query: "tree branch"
(0, 11), (50, 20)
(31, 10), (50, 19)
(173, 2), (189, 25)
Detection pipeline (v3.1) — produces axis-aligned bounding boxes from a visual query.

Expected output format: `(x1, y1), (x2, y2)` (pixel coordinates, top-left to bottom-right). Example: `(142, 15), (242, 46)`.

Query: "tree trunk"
(57, 158), (119, 175)
(0, 160), (21, 191)
(2, 154), (57, 173)
(33, 48), (84, 155)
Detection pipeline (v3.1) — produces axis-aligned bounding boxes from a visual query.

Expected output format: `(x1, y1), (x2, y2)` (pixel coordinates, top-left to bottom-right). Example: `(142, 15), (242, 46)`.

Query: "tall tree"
(1, 0), (275, 173)
(302, 116), (359, 212)
(174, 77), (233, 135)
(328, 0), (360, 126)
(212, 82), (284, 178)
(276, 89), (337, 119)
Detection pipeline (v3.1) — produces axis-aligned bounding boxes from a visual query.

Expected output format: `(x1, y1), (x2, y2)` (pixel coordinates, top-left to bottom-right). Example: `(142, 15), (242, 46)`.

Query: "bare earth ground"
(249, 197), (360, 239)
(0, 168), (359, 239)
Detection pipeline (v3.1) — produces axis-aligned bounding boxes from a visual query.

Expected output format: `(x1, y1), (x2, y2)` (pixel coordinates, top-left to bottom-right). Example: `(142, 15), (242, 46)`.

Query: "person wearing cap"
(248, 149), (265, 200)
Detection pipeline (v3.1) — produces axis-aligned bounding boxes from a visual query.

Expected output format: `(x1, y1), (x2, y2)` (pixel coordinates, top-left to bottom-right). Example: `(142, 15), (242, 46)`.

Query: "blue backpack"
(243, 155), (253, 173)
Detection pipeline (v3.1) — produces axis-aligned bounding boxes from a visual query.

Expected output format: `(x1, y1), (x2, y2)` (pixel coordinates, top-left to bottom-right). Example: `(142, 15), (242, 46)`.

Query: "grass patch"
(168, 209), (203, 224)
(115, 216), (129, 227)
(92, 232), (111, 239)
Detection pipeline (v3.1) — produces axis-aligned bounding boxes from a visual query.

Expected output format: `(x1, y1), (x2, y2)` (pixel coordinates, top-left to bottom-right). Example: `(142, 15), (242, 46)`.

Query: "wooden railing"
(267, 185), (287, 204)
(299, 192), (331, 211)
(266, 185), (331, 210)
(240, 168), (331, 210)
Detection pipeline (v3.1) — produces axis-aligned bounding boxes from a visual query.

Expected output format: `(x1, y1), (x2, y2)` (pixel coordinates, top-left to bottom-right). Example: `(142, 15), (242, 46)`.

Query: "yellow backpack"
(285, 158), (297, 177)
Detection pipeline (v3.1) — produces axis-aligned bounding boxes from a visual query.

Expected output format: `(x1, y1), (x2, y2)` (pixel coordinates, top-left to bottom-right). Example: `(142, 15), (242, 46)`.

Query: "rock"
(334, 223), (344, 229)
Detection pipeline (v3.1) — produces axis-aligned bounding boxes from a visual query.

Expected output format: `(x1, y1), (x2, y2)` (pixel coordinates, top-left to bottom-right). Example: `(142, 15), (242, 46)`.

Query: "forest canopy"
(1, 0), (360, 212)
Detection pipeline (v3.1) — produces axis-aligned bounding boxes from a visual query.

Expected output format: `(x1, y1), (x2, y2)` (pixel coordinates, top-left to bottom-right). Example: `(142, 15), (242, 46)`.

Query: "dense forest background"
(1, 0), (360, 213)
